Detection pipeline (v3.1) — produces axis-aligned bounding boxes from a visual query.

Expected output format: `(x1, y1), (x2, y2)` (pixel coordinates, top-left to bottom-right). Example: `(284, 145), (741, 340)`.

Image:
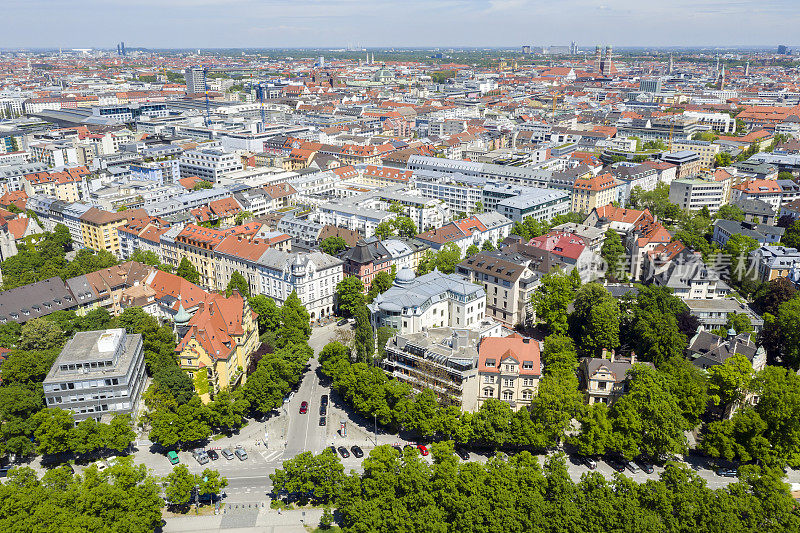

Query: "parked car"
(299, 401), (308, 414)
(717, 468), (737, 477)
(193, 448), (209, 465)
(606, 457), (626, 472)
(338, 446), (350, 458)
(167, 451), (180, 465)
(351, 445), (364, 458)
(206, 449), (218, 461)
(321, 394), (329, 407)
(328, 446), (337, 455)
(234, 448), (248, 461)
(455, 448), (470, 461)
(403, 444), (415, 452)
(319, 403), (327, 416)
(0, 465), (13, 477)
(417, 445), (429, 456)
(581, 456), (597, 470)
(638, 460), (654, 474)
(626, 461), (640, 474)
(319, 416), (327, 426)
(337, 319), (348, 326)
(392, 445), (403, 454)
(221, 448), (234, 460)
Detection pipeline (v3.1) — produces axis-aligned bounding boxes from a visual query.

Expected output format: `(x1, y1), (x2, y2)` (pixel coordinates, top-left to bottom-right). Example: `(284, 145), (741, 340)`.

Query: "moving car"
(206, 449), (219, 461)
(221, 448), (235, 460)
(417, 444), (429, 457)
(234, 448), (248, 461)
(351, 445), (364, 458)
(338, 446), (350, 458)
(319, 416), (327, 426)
(299, 401), (309, 414)
(455, 448), (470, 461)
(582, 456), (597, 470)
(167, 451), (180, 465)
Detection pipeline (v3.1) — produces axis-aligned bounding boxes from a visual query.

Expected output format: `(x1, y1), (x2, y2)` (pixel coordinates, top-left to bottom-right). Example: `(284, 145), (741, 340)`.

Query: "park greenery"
(270, 443), (799, 533)
(0, 224), (118, 290)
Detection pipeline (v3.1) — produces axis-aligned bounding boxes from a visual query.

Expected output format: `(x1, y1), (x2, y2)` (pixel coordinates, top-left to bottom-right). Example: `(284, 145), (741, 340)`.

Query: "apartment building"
(22, 167), (90, 203)
(456, 252), (537, 326)
(670, 140), (720, 169)
(669, 174), (731, 213)
(175, 292), (259, 396)
(80, 207), (148, 256)
(579, 352), (652, 405)
(571, 172), (620, 213)
(383, 328), (481, 411)
(369, 267), (486, 334)
(416, 212), (512, 257)
(42, 329), (146, 422)
(662, 151), (702, 179)
(179, 148), (243, 183)
(476, 334), (541, 411)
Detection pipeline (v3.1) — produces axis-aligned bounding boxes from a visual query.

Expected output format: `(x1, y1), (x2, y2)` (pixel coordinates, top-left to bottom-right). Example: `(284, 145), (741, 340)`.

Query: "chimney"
(609, 349), (615, 362)
(630, 351), (636, 364)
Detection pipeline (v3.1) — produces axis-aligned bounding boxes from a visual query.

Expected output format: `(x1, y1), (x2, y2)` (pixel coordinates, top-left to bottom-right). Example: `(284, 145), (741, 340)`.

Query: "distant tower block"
(745, 61), (750, 77)
(595, 46), (602, 73)
(717, 63), (726, 90)
(668, 54), (674, 75)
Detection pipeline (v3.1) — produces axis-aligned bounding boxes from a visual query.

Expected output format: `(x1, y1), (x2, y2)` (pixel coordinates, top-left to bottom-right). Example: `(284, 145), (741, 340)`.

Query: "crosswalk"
(258, 449), (284, 463)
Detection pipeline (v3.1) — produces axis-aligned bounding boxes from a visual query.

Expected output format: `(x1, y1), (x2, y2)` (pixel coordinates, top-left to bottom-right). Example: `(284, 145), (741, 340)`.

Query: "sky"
(1, 0), (798, 49)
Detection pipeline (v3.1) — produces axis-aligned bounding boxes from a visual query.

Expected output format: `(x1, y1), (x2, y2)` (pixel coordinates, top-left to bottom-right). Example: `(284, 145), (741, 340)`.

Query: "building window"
(502, 390), (513, 401)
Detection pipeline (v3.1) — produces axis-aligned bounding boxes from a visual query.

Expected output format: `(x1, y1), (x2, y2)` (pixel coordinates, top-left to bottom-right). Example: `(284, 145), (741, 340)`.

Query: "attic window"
(486, 358), (496, 366)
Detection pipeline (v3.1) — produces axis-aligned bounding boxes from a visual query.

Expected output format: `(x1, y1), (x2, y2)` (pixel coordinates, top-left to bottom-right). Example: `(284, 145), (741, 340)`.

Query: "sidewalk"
(162, 507), (323, 532)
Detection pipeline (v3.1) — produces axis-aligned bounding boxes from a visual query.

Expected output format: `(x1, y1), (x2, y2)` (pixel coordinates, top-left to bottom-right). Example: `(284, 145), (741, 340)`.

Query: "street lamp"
(194, 483), (199, 514)
(374, 414), (378, 446)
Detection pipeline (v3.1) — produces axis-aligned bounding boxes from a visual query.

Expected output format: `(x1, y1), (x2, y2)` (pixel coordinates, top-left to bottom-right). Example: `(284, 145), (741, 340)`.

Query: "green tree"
(761, 296), (800, 369)
(465, 244), (480, 257)
(130, 249), (162, 266)
(394, 216), (418, 238)
(320, 236), (348, 255)
(198, 468), (228, 501)
(104, 414), (136, 453)
(31, 408), (75, 456)
(726, 312), (752, 335)
(192, 180), (213, 190)
(336, 276), (365, 317)
(624, 285), (688, 366)
(434, 242), (462, 274)
(707, 354), (754, 408)
(176, 257), (200, 284)
(366, 271), (393, 302)
(753, 276), (797, 316)
(208, 389), (249, 433)
(0, 384), (44, 457)
(569, 283), (620, 356)
(164, 464), (195, 508)
(18, 318), (65, 351)
(714, 152), (732, 167)
(531, 268), (581, 335)
(225, 271), (250, 297)
(374, 221), (395, 240)
(783, 219), (800, 249)
(481, 240), (495, 251)
(600, 228), (626, 280)
(571, 403), (614, 456)
(249, 295), (281, 335)
(278, 291), (311, 346)
(610, 365), (688, 460)
(353, 300), (374, 362)
(716, 204), (745, 222)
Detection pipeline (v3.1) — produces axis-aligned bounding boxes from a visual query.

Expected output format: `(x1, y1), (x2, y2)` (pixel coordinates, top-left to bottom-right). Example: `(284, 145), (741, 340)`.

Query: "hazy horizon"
(1, 0), (797, 49)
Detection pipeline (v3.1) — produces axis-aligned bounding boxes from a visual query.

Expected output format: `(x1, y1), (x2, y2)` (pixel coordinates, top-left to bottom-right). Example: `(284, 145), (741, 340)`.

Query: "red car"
(417, 444), (429, 456)
(299, 401), (308, 414)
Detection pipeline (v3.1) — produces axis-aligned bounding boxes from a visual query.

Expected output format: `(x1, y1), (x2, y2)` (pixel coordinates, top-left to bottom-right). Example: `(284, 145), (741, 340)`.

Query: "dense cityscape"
(2, 23), (800, 533)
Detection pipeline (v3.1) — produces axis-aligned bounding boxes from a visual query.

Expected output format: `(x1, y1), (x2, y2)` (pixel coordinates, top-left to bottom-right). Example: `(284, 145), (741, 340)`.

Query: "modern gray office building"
(43, 328), (146, 422)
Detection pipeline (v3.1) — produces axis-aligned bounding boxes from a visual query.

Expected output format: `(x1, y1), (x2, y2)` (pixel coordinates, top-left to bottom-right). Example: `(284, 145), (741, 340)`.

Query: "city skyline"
(1, 0), (797, 49)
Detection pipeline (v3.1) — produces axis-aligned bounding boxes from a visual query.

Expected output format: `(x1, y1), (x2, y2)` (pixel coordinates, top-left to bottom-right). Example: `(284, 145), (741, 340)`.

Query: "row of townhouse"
(118, 216), (342, 320)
